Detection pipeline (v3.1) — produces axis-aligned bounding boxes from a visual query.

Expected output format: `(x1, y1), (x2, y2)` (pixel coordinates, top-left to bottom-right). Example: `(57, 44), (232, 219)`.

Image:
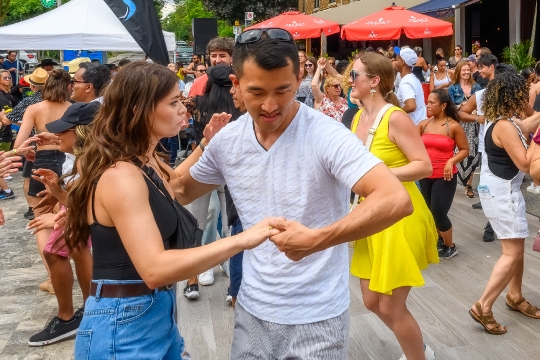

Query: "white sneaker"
(4, 175), (13, 181)
(198, 269), (214, 286)
(220, 260), (230, 278)
(398, 344), (435, 360)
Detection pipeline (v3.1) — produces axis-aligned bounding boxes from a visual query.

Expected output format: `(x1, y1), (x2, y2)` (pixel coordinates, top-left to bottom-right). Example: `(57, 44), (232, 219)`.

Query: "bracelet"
(12, 148), (16, 156)
(199, 140), (207, 152)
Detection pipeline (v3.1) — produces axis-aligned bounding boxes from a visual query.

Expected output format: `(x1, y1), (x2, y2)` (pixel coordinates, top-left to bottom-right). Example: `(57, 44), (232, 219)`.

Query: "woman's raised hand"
(203, 112), (232, 142)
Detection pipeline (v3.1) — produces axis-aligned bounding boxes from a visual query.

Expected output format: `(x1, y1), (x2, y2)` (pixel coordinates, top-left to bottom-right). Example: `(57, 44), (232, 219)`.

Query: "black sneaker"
(183, 283), (199, 299)
(472, 202), (482, 210)
(226, 286), (232, 304)
(439, 244), (458, 259)
(437, 235), (444, 251)
(0, 189), (15, 200)
(28, 311), (82, 346)
(24, 207), (34, 220)
(483, 222), (495, 242)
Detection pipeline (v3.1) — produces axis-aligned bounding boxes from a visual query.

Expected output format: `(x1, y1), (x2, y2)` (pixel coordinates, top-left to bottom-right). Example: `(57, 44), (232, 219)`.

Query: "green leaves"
(502, 40), (536, 71)
(162, 0), (233, 41)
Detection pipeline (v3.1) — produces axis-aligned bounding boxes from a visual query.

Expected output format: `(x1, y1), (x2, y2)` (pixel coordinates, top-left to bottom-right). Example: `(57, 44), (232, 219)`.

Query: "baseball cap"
(466, 54), (477, 62)
(208, 63), (233, 87)
(394, 46), (417, 67)
(46, 102), (100, 134)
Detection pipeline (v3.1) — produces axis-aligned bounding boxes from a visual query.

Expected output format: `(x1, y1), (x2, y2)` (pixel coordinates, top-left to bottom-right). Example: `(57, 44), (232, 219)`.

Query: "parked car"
(175, 45), (193, 65)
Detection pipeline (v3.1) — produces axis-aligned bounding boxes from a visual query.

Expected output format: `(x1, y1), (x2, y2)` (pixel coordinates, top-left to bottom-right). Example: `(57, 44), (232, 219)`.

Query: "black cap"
(208, 63), (233, 87)
(37, 58), (59, 67)
(46, 102), (100, 133)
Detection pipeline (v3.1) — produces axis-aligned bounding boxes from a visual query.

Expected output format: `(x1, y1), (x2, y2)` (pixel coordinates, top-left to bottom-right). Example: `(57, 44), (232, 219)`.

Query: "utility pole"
(58, 0), (63, 63)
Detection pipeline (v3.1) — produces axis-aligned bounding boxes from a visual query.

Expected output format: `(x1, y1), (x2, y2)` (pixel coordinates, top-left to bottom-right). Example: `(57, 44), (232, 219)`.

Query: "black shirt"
(0, 90), (13, 143)
(485, 122), (519, 180)
(473, 71), (489, 89)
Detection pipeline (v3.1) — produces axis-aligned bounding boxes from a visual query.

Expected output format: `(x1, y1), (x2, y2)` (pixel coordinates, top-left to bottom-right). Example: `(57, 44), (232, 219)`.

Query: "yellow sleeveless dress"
(350, 107), (439, 295)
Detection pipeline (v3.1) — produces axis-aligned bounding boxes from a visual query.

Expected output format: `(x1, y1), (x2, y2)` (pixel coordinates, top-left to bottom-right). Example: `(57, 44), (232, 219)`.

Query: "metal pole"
(16, 51), (20, 85)
(58, 0), (63, 64)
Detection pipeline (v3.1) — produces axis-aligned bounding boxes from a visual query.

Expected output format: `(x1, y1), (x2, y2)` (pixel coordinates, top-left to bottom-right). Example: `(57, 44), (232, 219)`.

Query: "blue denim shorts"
(74, 280), (185, 360)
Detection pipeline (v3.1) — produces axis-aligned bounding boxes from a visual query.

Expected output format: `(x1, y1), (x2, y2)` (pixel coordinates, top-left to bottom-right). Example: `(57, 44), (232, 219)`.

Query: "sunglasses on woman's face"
(305, 64), (313, 68)
(2, 76), (11, 80)
(331, 84), (341, 89)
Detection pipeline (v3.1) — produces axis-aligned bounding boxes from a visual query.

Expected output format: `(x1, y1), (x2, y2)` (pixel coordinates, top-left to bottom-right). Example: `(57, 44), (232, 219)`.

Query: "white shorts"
(479, 172), (529, 239)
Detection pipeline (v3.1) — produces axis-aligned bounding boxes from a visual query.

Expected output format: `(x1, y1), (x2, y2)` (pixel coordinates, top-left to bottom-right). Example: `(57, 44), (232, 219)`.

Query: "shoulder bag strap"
(350, 103), (393, 212)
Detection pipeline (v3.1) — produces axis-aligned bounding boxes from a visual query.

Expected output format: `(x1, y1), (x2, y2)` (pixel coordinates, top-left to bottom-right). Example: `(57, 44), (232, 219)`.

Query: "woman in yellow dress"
(349, 52), (439, 360)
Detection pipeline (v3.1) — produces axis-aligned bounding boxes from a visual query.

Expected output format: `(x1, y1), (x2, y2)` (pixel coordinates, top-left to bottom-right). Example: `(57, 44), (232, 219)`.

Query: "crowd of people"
(1, 28), (540, 360)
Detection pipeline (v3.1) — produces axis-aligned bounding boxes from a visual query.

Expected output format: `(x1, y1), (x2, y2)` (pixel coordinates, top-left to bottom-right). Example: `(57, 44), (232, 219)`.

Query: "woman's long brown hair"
(64, 61), (179, 251)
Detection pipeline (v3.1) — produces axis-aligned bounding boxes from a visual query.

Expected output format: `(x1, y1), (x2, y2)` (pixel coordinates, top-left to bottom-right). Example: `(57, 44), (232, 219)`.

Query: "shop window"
(314, 0), (320, 8)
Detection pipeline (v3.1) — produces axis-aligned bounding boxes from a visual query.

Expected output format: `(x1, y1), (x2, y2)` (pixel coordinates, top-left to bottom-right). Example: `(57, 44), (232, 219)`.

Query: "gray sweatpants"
(231, 304), (350, 360)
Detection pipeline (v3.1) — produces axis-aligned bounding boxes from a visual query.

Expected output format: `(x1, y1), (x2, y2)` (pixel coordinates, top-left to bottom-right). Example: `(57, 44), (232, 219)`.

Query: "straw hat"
(23, 68), (49, 86)
(63, 57), (91, 76)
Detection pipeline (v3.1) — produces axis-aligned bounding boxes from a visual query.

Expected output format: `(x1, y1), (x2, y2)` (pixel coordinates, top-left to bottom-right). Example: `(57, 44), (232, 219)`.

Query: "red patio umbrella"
(246, 11), (340, 40)
(341, 5), (453, 41)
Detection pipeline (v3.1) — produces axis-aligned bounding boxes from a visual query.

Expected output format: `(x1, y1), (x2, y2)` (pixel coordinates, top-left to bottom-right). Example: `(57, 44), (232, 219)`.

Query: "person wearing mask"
(312, 58), (348, 122)
(448, 45), (463, 69)
(295, 56), (317, 107)
(418, 89), (469, 259)
(394, 47), (427, 125)
(349, 51), (438, 360)
(65, 61), (278, 359)
(181, 64), (242, 298)
(188, 37), (234, 97)
(448, 61), (482, 198)
(470, 69), (540, 335)
(2, 51), (24, 87)
(13, 69), (71, 294)
(27, 102), (99, 346)
(430, 56), (454, 91)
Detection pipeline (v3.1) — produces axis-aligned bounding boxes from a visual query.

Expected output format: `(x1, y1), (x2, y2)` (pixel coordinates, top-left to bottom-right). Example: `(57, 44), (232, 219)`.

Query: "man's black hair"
(81, 64), (112, 97)
(495, 63), (517, 75)
(336, 60), (350, 75)
(91, 59), (101, 64)
(232, 37), (299, 79)
(477, 54), (498, 68)
(118, 58), (131, 67)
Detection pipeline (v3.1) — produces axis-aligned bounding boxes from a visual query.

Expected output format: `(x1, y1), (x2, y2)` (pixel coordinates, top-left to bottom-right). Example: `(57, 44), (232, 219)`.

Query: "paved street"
(2, 173), (540, 359)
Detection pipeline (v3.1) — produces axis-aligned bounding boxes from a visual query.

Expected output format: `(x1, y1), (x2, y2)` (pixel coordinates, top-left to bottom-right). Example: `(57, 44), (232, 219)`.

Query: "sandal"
(469, 302), (507, 335)
(465, 185), (475, 198)
(505, 294), (540, 319)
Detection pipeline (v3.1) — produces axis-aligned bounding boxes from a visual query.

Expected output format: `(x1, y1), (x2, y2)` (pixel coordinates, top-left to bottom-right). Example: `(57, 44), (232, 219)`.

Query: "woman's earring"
(370, 88), (376, 99)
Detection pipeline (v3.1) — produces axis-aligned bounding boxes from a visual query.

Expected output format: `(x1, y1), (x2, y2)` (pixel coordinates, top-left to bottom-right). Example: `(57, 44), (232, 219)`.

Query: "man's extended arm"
(269, 163), (413, 261)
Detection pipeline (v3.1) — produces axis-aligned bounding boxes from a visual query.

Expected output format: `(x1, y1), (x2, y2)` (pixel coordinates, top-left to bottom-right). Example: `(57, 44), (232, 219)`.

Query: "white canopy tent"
(0, 0), (176, 51)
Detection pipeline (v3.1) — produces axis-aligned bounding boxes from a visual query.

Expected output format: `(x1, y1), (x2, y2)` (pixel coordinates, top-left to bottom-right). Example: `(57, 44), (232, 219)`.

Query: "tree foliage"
(502, 40), (536, 71)
(162, 0), (233, 41)
(201, 0), (297, 25)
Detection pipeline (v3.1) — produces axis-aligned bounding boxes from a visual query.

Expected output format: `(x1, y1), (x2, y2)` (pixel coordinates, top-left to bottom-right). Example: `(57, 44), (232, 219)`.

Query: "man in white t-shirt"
(393, 46), (426, 125)
(172, 29), (412, 359)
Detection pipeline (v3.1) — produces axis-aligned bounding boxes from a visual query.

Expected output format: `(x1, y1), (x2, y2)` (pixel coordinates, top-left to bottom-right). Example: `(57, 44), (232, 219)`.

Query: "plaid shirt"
(7, 90), (43, 124)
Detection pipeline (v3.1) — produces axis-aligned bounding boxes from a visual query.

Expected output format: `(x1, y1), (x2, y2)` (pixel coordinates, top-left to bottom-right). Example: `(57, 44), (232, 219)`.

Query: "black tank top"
(485, 122), (519, 180)
(412, 66), (424, 83)
(90, 171), (178, 280)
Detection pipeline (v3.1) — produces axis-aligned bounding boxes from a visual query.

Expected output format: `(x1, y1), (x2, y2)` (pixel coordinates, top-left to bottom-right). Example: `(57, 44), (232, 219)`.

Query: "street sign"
(245, 12), (254, 21)
(233, 26), (243, 35)
(41, 0), (57, 8)
(235, 20), (240, 26)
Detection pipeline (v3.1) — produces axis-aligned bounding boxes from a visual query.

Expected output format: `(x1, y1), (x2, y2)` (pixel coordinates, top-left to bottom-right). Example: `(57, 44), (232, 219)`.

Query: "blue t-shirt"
(2, 59), (23, 87)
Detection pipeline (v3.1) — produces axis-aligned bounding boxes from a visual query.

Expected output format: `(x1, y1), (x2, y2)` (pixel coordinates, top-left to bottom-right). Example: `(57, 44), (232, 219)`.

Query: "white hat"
(395, 47), (417, 67)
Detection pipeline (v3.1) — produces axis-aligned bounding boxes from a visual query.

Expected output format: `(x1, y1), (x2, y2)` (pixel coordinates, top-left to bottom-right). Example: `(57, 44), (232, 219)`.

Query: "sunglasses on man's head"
(236, 28), (294, 45)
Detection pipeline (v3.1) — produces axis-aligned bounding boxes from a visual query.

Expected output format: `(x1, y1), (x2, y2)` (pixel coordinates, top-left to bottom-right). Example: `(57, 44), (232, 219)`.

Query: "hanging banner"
(104, 0), (169, 66)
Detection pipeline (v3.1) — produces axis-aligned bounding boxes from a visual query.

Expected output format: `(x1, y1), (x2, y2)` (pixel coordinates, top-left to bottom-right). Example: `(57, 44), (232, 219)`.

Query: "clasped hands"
(252, 218), (322, 262)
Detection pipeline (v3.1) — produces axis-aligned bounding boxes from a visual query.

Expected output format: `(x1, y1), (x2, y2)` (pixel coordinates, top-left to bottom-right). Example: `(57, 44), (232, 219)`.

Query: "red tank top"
(422, 133), (457, 179)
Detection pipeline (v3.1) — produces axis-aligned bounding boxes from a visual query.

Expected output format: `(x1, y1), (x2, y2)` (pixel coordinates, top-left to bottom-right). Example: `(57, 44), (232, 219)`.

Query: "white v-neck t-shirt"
(190, 103), (382, 324)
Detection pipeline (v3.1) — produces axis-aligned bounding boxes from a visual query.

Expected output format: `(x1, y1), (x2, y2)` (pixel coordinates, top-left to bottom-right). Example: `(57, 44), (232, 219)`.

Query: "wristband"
(199, 140), (207, 152)
(12, 148), (17, 156)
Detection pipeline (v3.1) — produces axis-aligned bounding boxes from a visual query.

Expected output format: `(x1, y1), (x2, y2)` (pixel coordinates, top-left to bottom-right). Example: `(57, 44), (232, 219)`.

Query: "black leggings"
(419, 176), (457, 232)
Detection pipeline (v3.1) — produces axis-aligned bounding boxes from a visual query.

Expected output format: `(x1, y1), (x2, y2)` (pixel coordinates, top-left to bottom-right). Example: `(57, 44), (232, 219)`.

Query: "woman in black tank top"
(63, 62), (282, 359)
(470, 70), (540, 336)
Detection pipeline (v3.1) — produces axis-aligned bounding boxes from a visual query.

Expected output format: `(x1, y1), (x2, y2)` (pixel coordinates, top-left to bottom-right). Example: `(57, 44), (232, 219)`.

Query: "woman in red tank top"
(417, 89), (469, 259)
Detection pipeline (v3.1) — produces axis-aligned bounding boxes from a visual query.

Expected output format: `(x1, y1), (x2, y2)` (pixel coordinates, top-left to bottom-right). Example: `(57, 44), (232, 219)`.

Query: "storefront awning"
(409, 0), (480, 15)
(312, 0), (428, 25)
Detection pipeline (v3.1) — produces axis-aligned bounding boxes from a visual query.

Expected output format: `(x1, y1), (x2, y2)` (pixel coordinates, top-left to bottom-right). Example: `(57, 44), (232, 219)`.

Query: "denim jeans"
(229, 219), (244, 297)
(74, 280), (185, 360)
